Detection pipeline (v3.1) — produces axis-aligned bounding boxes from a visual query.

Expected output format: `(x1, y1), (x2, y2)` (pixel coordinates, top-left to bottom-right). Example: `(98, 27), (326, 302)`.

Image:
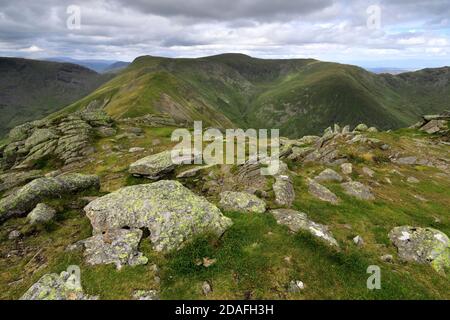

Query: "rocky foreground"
(0, 111), (449, 300)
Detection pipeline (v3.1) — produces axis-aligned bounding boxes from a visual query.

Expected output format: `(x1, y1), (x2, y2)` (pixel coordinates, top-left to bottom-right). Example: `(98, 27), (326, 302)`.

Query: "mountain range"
(1, 54), (449, 138)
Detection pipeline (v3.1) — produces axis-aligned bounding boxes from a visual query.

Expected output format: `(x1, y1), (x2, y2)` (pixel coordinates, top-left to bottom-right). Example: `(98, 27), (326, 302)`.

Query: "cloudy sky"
(0, 0), (449, 68)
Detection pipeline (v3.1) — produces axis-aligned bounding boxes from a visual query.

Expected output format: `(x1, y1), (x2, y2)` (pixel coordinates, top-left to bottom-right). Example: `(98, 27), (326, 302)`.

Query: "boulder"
(270, 209), (338, 246)
(0, 170), (43, 193)
(273, 175), (295, 207)
(219, 191), (266, 213)
(84, 180), (232, 252)
(79, 228), (148, 270)
(367, 127), (378, 133)
(341, 181), (375, 200)
(314, 168), (343, 183)
(20, 271), (97, 300)
(27, 203), (56, 224)
(307, 179), (340, 204)
(129, 151), (175, 179)
(389, 226), (449, 273)
(0, 173), (100, 223)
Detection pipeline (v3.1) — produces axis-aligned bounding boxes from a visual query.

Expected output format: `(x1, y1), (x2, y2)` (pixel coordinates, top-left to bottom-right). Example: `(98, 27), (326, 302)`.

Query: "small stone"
(287, 280), (304, 293)
(8, 230), (21, 240)
(380, 254), (394, 263)
(314, 168), (343, 182)
(341, 163), (353, 175)
(219, 191), (266, 213)
(354, 123), (368, 132)
(132, 290), (159, 300)
(307, 178), (340, 204)
(128, 147), (145, 153)
(353, 235), (364, 246)
(341, 181), (375, 200)
(202, 281), (212, 296)
(362, 167), (375, 178)
(407, 176), (420, 184)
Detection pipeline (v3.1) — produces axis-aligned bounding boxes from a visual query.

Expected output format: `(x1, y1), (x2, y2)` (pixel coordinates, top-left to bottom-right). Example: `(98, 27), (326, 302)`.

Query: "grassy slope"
(1, 126), (448, 300)
(57, 54), (450, 138)
(0, 58), (111, 137)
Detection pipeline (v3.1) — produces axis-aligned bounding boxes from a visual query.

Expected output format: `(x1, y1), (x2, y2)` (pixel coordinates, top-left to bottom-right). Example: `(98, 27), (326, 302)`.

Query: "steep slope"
(57, 54), (450, 137)
(0, 58), (111, 137)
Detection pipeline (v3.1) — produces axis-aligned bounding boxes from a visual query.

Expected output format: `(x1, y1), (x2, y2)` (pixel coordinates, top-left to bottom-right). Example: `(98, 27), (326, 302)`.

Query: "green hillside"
(57, 54), (450, 137)
(0, 58), (111, 137)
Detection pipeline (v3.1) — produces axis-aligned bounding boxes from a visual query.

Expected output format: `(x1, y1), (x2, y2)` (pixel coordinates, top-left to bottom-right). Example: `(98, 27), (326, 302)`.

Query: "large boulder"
(307, 178), (340, 204)
(79, 229), (148, 270)
(389, 226), (449, 273)
(270, 209), (338, 246)
(341, 181), (375, 200)
(0, 173), (100, 223)
(0, 170), (43, 193)
(84, 180), (232, 252)
(129, 151), (175, 179)
(20, 271), (97, 300)
(219, 191), (266, 213)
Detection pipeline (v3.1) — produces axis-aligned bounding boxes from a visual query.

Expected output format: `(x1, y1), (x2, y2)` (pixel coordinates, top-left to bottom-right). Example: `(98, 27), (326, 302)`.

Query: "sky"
(0, 0), (449, 69)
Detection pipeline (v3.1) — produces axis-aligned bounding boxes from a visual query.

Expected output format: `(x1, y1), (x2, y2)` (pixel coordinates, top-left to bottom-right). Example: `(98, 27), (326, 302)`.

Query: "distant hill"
(46, 57), (130, 73)
(45, 54), (450, 137)
(0, 57), (112, 137)
(366, 67), (413, 75)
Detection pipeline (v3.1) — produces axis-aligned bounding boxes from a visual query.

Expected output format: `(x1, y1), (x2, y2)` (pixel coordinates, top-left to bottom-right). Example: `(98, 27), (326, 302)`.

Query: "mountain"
(366, 67), (413, 74)
(46, 57), (130, 73)
(0, 57), (112, 137)
(103, 61), (131, 74)
(57, 53), (450, 138)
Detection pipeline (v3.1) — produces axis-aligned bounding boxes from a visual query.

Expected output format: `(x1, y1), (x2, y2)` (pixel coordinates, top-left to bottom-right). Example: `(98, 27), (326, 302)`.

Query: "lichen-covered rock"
(219, 191), (266, 213)
(132, 290), (159, 300)
(314, 168), (343, 183)
(307, 178), (340, 204)
(341, 181), (374, 200)
(84, 180), (232, 252)
(79, 228), (148, 270)
(0, 170), (42, 193)
(389, 226), (449, 273)
(27, 203), (56, 224)
(0, 173), (100, 223)
(270, 209), (338, 246)
(20, 271), (97, 300)
(341, 163), (353, 175)
(176, 164), (214, 179)
(273, 175), (295, 207)
(367, 127), (378, 133)
(129, 151), (175, 179)
(354, 123), (368, 132)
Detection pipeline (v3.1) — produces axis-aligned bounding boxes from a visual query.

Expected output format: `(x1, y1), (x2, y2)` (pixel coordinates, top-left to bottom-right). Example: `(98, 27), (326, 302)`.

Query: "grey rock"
(367, 127), (378, 133)
(27, 203), (56, 224)
(176, 164), (214, 179)
(0, 170), (42, 193)
(202, 281), (212, 296)
(341, 181), (375, 200)
(354, 123), (368, 132)
(84, 180), (232, 252)
(20, 271), (98, 300)
(80, 228), (148, 270)
(270, 209), (339, 246)
(407, 176), (420, 184)
(8, 230), (21, 240)
(307, 178), (340, 204)
(380, 254), (394, 263)
(287, 280), (305, 293)
(353, 235), (364, 246)
(0, 173), (100, 223)
(362, 167), (375, 177)
(273, 175), (295, 207)
(219, 191), (266, 213)
(341, 163), (353, 175)
(314, 168), (343, 183)
(395, 156), (417, 165)
(128, 147), (145, 153)
(129, 151), (175, 179)
(132, 290), (159, 300)
(389, 226), (449, 273)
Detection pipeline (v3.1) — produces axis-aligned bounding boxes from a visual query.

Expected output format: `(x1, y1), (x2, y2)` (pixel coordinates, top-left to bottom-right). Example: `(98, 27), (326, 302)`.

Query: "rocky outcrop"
(79, 229), (148, 270)
(27, 203), (56, 224)
(84, 180), (232, 252)
(20, 270), (97, 300)
(219, 191), (266, 213)
(270, 209), (338, 246)
(389, 226), (449, 273)
(341, 181), (374, 200)
(0, 170), (43, 193)
(307, 178), (340, 204)
(414, 111), (450, 135)
(0, 110), (114, 170)
(0, 173), (100, 223)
